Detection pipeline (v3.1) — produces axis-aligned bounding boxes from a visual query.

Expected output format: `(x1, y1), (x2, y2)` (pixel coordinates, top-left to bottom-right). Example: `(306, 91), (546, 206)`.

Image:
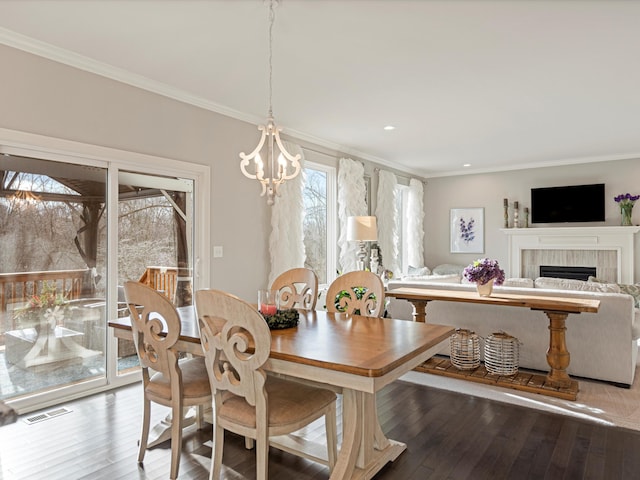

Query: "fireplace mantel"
(501, 226), (640, 283)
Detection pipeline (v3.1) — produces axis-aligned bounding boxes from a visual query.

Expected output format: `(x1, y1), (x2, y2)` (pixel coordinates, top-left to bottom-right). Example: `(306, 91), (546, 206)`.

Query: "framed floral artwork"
(450, 208), (484, 253)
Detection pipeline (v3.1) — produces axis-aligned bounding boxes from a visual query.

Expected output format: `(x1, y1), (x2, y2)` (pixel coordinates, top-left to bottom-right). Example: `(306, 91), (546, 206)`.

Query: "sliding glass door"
(0, 155), (108, 400)
(115, 171), (195, 375)
(0, 133), (209, 412)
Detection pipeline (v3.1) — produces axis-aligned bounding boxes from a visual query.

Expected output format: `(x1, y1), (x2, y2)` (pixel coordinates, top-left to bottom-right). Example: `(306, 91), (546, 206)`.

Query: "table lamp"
(346, 216), (378, 270)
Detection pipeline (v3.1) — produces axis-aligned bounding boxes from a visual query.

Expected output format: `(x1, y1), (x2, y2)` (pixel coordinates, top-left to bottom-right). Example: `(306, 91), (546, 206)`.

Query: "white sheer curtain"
(375, 170), (399, 276)
(268, 141), (305, 286)
(407, 178), (425, 268)
(337, 158), (367, 273)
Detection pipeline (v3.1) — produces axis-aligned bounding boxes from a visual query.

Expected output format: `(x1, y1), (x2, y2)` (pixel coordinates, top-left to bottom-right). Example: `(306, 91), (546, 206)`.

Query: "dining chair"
(326, 270), (386, 317)
(123, 281), (211, 480)
(270, 267), (319, 309)
(195, 289), (337, 480)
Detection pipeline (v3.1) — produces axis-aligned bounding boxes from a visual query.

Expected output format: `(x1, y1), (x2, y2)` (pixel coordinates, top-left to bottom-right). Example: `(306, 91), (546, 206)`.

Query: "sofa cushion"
(407, 265), (431, 277)
(534, 277), (621, 293)
(617, 283), (640, 308)
(502, 277), (535, 288)
(589, 276), (640, 307)
(401, 273), (461, 283)
(633, 309), (640, 341)
(432, 264), (466, 275)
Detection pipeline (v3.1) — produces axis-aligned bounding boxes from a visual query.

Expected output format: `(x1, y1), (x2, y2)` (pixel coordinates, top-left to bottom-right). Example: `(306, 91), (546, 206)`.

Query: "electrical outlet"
(213, 246), (223, 258)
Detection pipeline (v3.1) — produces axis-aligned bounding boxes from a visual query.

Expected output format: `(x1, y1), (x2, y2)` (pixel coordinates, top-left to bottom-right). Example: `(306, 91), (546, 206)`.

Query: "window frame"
(302, 160), (337, 286)
(0, 127), (210, 412)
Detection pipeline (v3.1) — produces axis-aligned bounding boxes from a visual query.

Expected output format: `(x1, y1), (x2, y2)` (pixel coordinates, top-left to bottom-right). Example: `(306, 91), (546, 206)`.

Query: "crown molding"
(3, 27), (633, 180)
(0, 28), (430, 178)
(425, 152), (640, 179)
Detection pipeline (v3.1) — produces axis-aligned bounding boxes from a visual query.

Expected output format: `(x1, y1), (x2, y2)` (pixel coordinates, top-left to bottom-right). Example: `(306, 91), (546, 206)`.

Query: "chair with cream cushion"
(123, 281), (211, 480)
(195, 289), (337, 480)
(326, 270), (385, 317)
(270, 267), (319, 310)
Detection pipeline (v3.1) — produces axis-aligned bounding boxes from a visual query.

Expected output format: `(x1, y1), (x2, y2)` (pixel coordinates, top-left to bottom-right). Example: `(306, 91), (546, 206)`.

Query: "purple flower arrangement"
(615, 193), (638, 226)
(463, 258), (505, 286)
(614, 193), (640, 207)
(459, 217), (475, 245)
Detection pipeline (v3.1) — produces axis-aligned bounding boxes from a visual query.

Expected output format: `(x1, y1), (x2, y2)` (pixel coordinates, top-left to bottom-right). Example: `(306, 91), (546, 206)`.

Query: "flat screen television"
(531, 183), (605, 224)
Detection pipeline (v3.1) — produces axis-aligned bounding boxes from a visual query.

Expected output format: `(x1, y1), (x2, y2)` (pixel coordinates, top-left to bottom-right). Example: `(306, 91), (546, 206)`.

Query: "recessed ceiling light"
(463, 163), (471, 167)
(383, 125), (395, 131)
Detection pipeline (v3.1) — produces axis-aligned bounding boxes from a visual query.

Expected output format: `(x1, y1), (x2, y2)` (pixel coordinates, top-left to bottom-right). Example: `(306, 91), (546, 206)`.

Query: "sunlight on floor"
(402, 366), (639, 430)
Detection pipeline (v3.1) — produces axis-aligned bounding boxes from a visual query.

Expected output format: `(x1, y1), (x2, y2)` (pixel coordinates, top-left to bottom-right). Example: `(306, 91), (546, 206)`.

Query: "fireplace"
(502, 226), (640, 284)
(539, 265), (596, 281)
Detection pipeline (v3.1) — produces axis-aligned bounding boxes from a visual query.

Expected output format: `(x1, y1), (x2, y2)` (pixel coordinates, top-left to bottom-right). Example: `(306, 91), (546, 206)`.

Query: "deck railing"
(0, 267), (182, 315)
(0, 269), (87, 314)
(0, 269), (88, 345)
(138, 266), (179, 303)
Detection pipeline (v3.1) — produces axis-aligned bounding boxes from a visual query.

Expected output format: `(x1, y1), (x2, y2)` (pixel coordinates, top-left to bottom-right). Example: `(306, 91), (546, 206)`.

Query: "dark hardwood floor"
(1, 379), (640, 479)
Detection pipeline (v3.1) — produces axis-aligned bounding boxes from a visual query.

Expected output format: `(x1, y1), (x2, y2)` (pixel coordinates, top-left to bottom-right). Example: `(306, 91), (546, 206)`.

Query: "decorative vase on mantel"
(476, 279), (495, 297)
(621, 203), (634, 226)
(614, 193), (639, 226)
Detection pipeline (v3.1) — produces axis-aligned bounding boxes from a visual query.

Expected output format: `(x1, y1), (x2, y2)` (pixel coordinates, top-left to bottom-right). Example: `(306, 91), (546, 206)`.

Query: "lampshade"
(346, 216), (378, 242)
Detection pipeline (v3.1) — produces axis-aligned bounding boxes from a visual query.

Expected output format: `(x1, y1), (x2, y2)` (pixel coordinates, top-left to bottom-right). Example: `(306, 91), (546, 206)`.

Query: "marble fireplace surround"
(502, 226), (640, 284)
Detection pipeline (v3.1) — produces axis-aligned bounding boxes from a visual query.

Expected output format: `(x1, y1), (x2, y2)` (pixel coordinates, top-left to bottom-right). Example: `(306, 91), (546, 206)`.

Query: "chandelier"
(239, 0), (301, 206)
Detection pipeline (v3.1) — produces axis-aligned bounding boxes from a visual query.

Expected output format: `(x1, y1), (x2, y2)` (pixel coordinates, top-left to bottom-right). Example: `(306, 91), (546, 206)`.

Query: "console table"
(386, 287), (600, 400)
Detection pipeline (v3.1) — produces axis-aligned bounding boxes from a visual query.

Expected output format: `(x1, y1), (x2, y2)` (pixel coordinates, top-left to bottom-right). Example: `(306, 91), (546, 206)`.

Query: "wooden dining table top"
(108, 307), (453, 378)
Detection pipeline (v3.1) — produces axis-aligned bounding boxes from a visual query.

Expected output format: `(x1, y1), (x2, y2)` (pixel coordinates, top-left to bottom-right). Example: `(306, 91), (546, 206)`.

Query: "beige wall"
(4, 43), (637, 290)
(424, 159), (640, 281)
(0, 44), (418, 300)
(0, 44), (273, 299)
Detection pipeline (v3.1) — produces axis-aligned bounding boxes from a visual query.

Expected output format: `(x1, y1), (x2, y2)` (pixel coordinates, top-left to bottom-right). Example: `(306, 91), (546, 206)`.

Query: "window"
(302, 161), (336, 285)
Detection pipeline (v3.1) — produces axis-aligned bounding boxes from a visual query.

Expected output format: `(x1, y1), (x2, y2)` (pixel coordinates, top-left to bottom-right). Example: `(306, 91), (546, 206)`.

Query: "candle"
(514, 201), (519, 209)
(503, 198), (508, 207)
(260, 303), (277, 315)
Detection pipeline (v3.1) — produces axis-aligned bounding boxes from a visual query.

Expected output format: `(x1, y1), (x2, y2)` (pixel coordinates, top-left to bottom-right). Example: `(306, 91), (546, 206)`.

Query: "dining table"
(109, 307), (453, 480)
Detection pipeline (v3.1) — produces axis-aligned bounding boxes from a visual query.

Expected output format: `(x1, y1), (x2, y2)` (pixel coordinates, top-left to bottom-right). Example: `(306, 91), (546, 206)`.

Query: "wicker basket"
(449, 328), (481, 370)
(484, 332), (520, 376)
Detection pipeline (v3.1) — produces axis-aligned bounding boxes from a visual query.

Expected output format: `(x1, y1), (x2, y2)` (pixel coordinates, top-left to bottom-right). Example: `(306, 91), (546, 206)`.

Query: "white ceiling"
(1, 0), (640, 177)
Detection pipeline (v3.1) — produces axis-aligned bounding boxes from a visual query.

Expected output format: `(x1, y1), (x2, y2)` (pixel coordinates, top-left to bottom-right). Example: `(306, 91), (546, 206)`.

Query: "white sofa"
(387, 277), (640, 386)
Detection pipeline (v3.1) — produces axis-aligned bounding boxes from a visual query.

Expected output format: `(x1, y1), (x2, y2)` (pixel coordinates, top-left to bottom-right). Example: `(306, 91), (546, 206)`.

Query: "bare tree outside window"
(118, 196), (177, 285)
(303, 168), (327, 284)
(0, 172), (84, 275)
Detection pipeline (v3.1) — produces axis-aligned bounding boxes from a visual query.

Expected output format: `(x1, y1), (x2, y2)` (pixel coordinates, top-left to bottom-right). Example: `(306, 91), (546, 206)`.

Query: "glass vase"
(621, 204), (634, 226)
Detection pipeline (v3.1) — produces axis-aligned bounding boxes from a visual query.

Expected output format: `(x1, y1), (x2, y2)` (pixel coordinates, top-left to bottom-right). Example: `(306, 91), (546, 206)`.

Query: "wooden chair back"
(270, 267), (318, 310)
(124, 281), (210, 480)
(326, 270), (385, 317)
(123, 281), (181, 382)
(196, 289), (337, 479)
(195, 289), (271, 407)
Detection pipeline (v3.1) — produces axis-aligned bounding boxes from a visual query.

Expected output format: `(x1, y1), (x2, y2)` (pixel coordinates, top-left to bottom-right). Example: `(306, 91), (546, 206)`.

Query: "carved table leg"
(545, 311), (572, 387)
(409, 300), (430, 323)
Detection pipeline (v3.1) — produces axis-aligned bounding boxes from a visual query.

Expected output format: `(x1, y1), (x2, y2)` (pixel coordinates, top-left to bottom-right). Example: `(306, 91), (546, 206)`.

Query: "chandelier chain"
(268, 0), (275, 117)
